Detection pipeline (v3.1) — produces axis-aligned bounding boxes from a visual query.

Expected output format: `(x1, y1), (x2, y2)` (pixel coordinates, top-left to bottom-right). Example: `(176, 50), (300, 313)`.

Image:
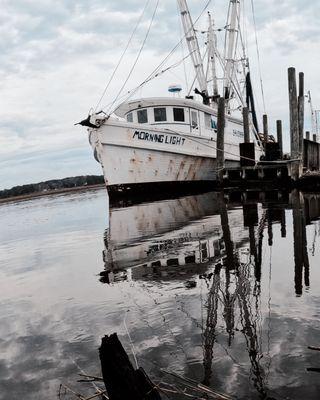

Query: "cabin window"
(191, 110), (198, 128)
(205, 113), (217, 130)
(126, 112), (133, 122)
(205, 113), (211, 129)
(173, 108), (185, 122)
(211, 117), (217, 130)
(137, 109), (148, 123)
(154, 107), (167, 122)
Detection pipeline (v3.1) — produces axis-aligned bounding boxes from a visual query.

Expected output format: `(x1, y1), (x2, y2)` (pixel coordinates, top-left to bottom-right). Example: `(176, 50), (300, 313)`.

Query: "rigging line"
(108, 52), (193, 113)
(106, 0), (160, 115)
(215, 49), (245, 109)
(94, 0), (151, 112)
(125, 0), (213, 102)
(250, 0), (266, 114)
(100, 53), (192, 113)
(163, 126), (301, 165)
(107, 0), (213, 112)
(123, 311), (139, 369)
(188, 47), (209, 96)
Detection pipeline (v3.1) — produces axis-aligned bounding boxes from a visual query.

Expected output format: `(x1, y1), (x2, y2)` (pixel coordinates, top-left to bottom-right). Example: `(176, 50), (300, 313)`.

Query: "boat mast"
(307, 91), (319, 137)
(177, 0), (209, 103)
(207, 12), (219, 99)
(223, 0), (240, 102)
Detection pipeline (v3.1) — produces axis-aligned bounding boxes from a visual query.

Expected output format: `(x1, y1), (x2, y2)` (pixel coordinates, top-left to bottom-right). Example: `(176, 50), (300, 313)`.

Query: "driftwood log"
(99, 333), (161, 400)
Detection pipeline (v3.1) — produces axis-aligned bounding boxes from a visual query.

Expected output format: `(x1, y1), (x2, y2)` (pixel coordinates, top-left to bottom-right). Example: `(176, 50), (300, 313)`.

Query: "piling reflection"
(100, 190), (320, 399)
(292, 190), (310, 295)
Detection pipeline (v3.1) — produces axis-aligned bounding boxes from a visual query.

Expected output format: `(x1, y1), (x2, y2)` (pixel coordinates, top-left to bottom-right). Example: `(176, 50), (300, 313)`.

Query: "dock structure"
(218, 67), (320, 189)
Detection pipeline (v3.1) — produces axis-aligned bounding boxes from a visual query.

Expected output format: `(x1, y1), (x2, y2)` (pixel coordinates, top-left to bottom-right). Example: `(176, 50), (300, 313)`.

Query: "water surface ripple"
(0, 188), (320, 399)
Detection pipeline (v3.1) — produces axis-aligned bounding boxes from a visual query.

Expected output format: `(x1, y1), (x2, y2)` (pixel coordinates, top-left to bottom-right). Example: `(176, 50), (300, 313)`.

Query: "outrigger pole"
(223, 0), (240, 102)
(177, 0), (209, 104)
(207, 12), (219, 100)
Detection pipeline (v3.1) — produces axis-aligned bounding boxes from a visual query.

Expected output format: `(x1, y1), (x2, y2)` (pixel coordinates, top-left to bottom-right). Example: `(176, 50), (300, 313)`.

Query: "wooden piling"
(298, 72), (305, 155)
(216, 97), (225, 182)
(99, 333), (161, 400)
(306, 131), (310, 140)
(263, 114), (268, 144)
(243, 107), (250, 144)
(276, 120), (283, 158)
(288, 67), (300, 180)
(313, 134), (317, 142)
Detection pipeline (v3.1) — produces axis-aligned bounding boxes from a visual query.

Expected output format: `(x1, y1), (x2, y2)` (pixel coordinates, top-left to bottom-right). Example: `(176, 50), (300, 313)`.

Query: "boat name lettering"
(147, 234), (192, 255)
(133, 131), (185, 146)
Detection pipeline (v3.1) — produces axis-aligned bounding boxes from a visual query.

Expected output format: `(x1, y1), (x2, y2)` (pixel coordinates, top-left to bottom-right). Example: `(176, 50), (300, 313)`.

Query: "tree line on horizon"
(0, 175), (105, 199)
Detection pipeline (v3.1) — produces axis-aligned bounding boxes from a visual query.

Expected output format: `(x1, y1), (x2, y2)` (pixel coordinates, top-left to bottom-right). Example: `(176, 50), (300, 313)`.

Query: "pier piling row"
(217, 67), (320, 189)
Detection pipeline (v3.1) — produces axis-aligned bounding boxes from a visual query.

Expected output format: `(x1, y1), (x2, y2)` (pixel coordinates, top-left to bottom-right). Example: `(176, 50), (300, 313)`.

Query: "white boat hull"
(89, 117), (257, 193)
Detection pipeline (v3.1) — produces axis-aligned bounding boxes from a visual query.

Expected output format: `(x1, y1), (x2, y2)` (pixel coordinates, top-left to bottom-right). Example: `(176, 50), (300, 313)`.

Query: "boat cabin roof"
(114, 97), (218, 118)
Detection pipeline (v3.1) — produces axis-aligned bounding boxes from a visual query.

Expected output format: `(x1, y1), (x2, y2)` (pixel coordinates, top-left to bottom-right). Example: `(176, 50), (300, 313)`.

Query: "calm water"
(0, 188), (320, 399)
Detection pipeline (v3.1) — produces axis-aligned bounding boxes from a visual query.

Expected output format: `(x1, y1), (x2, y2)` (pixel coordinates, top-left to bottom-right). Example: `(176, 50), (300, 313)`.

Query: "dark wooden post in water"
(99, 333), (161, 400)
(288, 67), (301, 180)
(243, 107), (250, 144)
(277, 120), (283, 158)
(313, 134), (317, 142)
(216, 97), (225, 182)
(298, 72), (305, 156)
(263, 114), (268, 144)
(306, 131), (310, 140)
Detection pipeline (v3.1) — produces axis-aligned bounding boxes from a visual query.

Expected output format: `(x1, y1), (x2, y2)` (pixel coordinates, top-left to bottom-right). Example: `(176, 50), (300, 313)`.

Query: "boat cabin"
(114, 97), (224, 136)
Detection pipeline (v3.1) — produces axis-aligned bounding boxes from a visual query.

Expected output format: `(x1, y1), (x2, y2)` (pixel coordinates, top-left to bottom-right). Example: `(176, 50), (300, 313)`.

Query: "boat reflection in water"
(101, 192), (251, 284)
(100, 190), (320, 399)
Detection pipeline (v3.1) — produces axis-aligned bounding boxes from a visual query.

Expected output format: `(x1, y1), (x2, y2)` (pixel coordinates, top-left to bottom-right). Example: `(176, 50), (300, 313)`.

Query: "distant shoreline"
(0, 184), (106, 205)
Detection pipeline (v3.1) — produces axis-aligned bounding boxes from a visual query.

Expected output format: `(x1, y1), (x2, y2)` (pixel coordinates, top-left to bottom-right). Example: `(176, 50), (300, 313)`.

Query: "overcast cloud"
(0, 0), (319, 189)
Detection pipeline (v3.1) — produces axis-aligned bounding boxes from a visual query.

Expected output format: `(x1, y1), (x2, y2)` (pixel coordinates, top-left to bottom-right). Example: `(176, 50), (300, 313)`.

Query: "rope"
(94, 0), (151, 112)
(106, 0), (160, 115)
(250, 0), (266, 114)
(187, 47), (208, 96)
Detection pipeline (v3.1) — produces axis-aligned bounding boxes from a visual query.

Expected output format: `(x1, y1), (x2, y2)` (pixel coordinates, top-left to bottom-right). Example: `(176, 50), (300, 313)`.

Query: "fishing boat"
(79, 0), (264, 197)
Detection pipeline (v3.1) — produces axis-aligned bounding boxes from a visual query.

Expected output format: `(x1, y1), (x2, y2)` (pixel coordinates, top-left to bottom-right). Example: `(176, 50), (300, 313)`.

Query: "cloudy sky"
(0, 0), (319, 190)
